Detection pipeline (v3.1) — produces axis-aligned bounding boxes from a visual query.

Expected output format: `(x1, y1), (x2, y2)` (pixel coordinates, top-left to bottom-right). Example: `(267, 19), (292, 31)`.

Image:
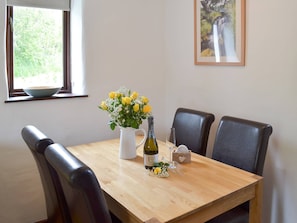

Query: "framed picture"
(194, 0), (246, 66)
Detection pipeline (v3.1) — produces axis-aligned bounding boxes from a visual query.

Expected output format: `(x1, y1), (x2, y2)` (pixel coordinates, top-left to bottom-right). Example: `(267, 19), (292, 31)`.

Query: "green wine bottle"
(143, 116), (158, 169)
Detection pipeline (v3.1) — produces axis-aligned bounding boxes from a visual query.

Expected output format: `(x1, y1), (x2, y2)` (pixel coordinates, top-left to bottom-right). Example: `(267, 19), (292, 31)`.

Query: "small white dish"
(23, 86), (61, 98)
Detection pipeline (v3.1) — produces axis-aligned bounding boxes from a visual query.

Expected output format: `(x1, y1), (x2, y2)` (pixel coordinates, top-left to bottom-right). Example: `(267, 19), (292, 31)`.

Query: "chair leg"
(34, 220), (48, 223)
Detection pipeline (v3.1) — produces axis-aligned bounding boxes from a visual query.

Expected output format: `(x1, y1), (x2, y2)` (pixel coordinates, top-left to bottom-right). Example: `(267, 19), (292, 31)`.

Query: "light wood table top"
(67, 138), (262, 223)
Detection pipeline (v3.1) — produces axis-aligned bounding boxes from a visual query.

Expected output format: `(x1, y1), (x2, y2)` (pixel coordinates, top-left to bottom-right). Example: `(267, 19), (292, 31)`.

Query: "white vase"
(119, 127), (146, 159)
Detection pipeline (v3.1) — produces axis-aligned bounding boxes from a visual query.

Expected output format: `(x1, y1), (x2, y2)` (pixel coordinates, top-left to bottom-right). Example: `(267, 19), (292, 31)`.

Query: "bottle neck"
(147, 117), (155, 138)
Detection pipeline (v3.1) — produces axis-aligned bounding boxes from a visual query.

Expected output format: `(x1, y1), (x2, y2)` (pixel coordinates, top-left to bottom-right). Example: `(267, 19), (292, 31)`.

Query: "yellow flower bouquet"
(99, 87), (152, 130)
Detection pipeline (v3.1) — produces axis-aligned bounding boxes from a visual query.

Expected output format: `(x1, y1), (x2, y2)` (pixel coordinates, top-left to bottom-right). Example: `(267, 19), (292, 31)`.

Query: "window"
(6, 2), (71, 98)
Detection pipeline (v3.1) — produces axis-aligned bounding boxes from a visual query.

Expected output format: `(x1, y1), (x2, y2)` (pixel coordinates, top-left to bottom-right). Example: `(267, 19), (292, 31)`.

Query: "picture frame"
(194, 0), (246, 66)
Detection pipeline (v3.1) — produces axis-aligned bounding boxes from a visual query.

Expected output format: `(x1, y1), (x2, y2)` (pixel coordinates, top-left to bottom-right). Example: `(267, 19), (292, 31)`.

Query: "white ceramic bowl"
(23, 86), (61, 98)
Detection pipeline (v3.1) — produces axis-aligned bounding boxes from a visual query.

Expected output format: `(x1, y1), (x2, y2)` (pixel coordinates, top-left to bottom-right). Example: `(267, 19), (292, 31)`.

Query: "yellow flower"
(122, 97), (132, 105)
(143, 104), (152, 113)
(131, 91), (138, 100)
(109, 91), (116, 99)
(154, 167), (161, 175)
(133, 103), (140, 112)
(121, 97), (126, 105)
(141, 96), (149, 104)
(100, 101), (108, 110)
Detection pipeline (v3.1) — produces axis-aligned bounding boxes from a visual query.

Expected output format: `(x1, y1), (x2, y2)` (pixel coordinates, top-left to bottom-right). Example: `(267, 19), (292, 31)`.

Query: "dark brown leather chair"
(21, 125), (71, 223)
(172, 107), (215, 155)
(208, 116), (273, 223)
(45, 143), (116, 223)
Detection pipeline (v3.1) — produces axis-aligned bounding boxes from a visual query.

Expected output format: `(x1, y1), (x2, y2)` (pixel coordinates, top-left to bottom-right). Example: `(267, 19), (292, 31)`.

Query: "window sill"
(4, 93), (88, 103)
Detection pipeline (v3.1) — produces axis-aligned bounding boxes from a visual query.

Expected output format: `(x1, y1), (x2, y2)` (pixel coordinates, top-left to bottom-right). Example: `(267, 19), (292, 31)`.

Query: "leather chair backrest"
(21, 125), (71, 223)
(172, 108), (215, 155)
(212, 116), (273, 175)
(45, 143), (113, 223)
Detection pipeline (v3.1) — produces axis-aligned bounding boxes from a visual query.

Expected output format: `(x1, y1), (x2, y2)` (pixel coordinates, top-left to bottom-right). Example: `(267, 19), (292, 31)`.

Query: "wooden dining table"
(67, 138), (263, 223)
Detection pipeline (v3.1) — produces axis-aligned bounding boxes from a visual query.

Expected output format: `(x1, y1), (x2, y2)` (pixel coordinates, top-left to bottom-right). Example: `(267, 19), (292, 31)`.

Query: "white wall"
(1, 0), (297, 222)
(0, 0), (166, 222)
(164, 0), (297, 223)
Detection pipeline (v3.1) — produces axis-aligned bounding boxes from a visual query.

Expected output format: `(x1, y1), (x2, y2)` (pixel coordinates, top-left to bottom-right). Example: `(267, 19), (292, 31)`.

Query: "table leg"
(249, 179), (263, 223)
